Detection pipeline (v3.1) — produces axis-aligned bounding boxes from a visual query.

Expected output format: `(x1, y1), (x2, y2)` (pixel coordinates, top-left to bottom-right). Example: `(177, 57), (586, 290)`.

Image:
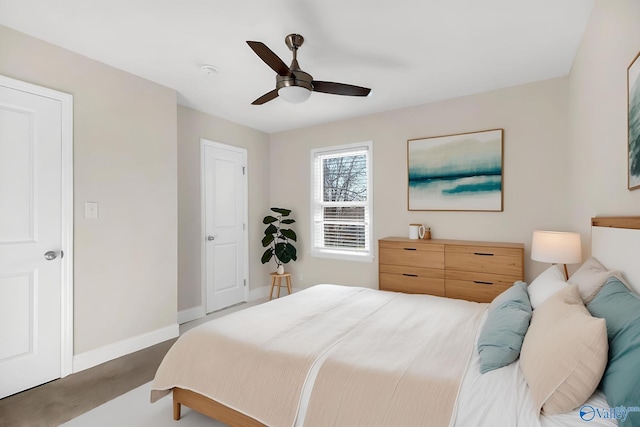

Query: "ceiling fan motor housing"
(276, 70), (313, 91)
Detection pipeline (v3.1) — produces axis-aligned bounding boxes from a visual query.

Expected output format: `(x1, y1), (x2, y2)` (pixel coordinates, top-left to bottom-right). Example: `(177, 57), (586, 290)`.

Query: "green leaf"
(286, 243), (297, 261)
(264, 224), (277, 235)
(274, 242), (291, 263)
(271, 207), (291, 216)
(261, 249), (273, 264)
(263, 215), (278, 224)
(262, 234), (274, 247)
(281, 228), (297, 241)
(281, 219), (296, 224)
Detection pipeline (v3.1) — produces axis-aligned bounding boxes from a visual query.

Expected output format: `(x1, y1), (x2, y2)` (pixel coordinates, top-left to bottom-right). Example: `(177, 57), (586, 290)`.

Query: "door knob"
(44, 251), (58, 261)
(207, 236), (215, 241)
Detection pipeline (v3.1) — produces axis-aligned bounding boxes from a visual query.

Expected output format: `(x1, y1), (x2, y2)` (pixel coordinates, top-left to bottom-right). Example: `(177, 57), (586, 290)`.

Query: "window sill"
(310, 250), (374, 263)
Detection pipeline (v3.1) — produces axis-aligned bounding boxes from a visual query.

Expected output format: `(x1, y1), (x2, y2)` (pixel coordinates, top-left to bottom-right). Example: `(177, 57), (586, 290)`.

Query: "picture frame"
(407, 129), (504, 211)
(628, 50), (640, 191)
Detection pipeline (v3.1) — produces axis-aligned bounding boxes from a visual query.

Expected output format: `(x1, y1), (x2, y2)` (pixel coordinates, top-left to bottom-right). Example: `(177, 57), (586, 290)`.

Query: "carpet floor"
(0, 339), (176, 427)
(0, 299), (263, 426)
(60, 381), (226, 427)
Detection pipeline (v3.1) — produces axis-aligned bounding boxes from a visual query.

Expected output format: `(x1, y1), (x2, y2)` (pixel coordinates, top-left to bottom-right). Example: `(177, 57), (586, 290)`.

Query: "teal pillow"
(478, 281), (532, 374)
(587, 277), (640, 427)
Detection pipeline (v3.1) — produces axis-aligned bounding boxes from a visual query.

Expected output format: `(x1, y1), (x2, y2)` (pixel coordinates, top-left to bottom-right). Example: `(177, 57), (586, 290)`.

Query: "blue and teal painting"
(629, 54), (640, 189)
(408, 129), (503, 211)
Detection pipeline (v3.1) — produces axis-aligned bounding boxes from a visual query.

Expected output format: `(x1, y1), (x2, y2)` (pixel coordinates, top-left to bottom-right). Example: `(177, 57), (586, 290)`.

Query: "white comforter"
(153, 285), (484, 427)
(455, 310), (616, 427)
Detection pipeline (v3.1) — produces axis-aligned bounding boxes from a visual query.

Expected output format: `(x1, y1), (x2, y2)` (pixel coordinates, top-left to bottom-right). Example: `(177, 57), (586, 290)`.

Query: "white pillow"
(568, 257), (625, 303)
(527, 265), (568, 309)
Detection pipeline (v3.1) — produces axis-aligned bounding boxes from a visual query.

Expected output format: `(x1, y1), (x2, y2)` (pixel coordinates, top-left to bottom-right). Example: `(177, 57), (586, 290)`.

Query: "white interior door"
(0, 76), (72, 398)
(202, 140), (247, 313)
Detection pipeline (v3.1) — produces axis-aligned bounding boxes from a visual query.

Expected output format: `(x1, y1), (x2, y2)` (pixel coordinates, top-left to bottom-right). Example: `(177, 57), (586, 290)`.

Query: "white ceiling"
(0, 0), (594, 133)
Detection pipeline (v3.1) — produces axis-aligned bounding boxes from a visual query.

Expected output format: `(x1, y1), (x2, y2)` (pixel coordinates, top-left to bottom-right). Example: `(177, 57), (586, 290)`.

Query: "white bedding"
(153, 285), (616, 427)
(301, 291), (485, 427)
(454, 311), (617, 427)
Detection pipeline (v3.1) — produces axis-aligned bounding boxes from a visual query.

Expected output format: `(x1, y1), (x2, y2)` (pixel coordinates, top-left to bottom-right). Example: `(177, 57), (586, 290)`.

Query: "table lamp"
(531, 230), (582, 279)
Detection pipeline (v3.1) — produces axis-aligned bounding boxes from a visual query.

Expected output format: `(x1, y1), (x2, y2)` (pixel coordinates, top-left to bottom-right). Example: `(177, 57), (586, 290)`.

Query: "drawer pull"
(402, 273), (418, 277)
(473, 252), (494, 256)
(473, 280), (494, 285)
(403, 248), (417, 251)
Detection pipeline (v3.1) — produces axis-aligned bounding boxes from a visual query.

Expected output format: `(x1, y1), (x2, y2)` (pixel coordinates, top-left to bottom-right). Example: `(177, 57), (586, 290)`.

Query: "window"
(311, 142), (373, 261)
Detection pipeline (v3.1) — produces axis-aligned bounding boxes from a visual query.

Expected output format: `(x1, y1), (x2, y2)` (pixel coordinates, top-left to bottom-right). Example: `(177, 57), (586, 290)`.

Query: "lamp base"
(554, 263), (569, 280)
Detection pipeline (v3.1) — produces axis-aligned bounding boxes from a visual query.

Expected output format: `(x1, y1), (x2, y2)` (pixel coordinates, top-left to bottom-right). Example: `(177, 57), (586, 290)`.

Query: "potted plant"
(261, 207), (297, 274)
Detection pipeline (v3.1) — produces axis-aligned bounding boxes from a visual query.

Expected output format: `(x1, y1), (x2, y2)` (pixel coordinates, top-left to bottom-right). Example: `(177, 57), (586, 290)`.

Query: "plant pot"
(276, 264), (285, 275)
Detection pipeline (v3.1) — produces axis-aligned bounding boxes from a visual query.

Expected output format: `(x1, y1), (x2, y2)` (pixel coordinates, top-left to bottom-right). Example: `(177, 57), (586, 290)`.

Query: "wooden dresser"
(378, 237), (524, 303)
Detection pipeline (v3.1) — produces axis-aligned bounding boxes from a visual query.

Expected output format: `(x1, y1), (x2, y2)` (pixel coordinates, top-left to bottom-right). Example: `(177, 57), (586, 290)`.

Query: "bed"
(151, 217), (640, 426)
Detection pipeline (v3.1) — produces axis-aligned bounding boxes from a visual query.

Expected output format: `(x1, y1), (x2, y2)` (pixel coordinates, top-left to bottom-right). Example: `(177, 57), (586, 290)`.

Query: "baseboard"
(178, 293), (267, 325)
(177, 305), (205, 325)
(73, 323), (179, 373)
(177, 289), (294, 326)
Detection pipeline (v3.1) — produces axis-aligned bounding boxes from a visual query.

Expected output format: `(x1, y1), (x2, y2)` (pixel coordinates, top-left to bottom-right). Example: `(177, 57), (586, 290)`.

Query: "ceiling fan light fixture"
(278, 85), (311, 103)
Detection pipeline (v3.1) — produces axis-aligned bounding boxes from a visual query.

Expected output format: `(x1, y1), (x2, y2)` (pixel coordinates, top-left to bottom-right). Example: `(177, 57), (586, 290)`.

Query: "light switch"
(85, 202), (99, 219)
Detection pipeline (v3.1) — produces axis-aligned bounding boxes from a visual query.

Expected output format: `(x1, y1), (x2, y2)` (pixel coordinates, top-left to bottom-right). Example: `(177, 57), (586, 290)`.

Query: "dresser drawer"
(380, 273), (445, 296)
(379, 264), (444, 279)
(445, 245), (523, 277)
(445, 270), (519, 303)
(379, 242), (444, 269)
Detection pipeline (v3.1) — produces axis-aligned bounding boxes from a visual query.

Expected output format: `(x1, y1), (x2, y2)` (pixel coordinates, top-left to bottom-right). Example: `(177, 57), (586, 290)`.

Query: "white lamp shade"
(278, 86), (311, 103)
(531, 230), (582, 264)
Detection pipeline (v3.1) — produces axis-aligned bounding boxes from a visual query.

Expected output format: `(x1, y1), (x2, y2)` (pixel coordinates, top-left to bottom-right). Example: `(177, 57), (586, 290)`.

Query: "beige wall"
(269, 77), (571, 285)
(567, 0), (640, 251)
(0, 25), (178, 354)
(2, 0), (636, 345)
(177, 105), (271, 311)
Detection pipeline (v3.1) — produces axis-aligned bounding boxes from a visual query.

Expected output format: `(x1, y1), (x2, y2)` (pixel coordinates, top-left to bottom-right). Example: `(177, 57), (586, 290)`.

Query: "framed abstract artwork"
(628, 51), (640, 190)
(407, 129), (504, 211)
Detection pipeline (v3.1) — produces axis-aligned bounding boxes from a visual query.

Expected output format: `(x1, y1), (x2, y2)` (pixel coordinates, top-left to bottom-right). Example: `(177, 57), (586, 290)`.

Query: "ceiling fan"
(246, 34), (371, 105)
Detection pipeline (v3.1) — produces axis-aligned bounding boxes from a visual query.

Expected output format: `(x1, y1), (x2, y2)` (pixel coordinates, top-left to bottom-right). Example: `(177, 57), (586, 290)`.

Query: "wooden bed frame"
(172, 387), (265, 426)
(170, 216), (640, 426)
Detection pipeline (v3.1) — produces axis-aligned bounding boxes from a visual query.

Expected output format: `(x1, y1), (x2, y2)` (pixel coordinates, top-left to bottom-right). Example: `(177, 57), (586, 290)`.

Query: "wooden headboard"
(591, 216), (640, 294)
(591, 217), (640, 230)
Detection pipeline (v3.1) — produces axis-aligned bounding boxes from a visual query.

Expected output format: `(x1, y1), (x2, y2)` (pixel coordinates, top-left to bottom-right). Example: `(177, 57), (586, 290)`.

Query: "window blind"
(311, 144), (371, 258)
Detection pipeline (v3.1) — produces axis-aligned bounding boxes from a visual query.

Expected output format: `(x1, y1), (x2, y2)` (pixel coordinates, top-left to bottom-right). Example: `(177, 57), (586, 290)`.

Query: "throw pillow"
(587, 277), (640, 427)
(520, 285), (608, 415)
(477, 281), (532, 373)
(568, 257), (623, 303)
(527, 265), (568, 309)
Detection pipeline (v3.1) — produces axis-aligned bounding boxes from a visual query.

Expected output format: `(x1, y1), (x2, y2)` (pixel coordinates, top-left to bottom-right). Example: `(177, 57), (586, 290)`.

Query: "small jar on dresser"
(378, 237), (524, 303)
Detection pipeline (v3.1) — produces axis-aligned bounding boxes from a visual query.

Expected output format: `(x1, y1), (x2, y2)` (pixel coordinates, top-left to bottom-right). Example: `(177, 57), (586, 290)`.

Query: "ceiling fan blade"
(246, 41), (291, 77)
(251, 89), (279, 105)
(312, 81), (371, 97)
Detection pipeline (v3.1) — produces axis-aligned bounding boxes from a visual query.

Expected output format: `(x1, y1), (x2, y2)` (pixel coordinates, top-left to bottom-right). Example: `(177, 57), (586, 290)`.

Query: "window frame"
(309, 141), (374, 262)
